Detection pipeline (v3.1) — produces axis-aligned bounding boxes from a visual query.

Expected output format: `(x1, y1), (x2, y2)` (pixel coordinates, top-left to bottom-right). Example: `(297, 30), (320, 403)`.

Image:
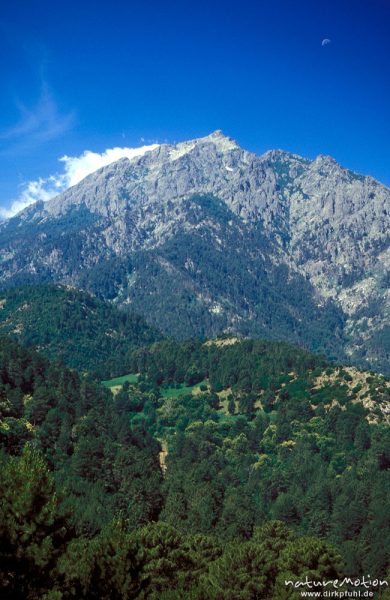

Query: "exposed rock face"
(1, 131), (389, 371)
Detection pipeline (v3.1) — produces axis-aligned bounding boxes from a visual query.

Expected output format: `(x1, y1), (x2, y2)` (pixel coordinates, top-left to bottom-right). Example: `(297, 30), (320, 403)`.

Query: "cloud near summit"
(60, 145), (160, 188)
(0, 143), (159, 219)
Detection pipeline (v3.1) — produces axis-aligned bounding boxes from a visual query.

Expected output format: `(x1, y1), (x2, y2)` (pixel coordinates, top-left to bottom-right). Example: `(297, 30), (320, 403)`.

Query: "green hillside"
(1, 335), (389, 597)
(0, 284), (162, 376)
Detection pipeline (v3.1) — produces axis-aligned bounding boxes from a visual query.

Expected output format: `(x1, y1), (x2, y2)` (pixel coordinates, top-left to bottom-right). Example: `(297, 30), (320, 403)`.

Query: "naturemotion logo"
(285, 575), (388, 598)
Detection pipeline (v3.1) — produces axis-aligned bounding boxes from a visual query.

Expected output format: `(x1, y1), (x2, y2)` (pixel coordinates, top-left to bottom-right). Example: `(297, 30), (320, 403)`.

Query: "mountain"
(0, 284), (161, 375)
(1, 131), (389, 371)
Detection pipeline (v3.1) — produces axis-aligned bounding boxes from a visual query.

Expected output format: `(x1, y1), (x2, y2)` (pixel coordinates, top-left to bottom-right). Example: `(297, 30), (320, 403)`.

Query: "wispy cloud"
(0, 83), (75, 152)
(0, 143), (159, 219)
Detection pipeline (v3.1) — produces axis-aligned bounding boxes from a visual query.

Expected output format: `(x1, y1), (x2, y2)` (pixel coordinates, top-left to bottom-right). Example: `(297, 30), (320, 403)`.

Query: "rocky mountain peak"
(205, 129), (238, 146)
(313, 154), (338, 166)
(164, 130), (239, 161)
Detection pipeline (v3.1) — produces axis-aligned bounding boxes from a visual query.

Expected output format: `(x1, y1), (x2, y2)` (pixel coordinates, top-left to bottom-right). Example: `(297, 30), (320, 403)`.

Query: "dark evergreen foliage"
(0, 335), (389, 598)
(0, 285), (162, 376)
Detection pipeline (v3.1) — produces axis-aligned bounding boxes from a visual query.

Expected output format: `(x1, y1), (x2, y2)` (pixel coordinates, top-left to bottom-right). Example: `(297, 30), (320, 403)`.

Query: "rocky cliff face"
(1, 131), (389, 371)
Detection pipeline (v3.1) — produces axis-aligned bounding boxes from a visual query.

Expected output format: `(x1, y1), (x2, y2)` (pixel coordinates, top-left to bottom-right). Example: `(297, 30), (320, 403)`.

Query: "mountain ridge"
(1, 131), (389, 372)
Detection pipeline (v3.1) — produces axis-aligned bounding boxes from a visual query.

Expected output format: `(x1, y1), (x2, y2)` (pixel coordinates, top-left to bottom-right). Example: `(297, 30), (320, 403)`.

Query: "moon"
(322, 38), (331, 46)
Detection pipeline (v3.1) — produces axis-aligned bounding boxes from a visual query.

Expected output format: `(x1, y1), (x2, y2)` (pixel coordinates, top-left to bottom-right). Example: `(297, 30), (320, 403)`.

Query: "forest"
(1, 334), (390, 598)
(0, 285), (161, 376)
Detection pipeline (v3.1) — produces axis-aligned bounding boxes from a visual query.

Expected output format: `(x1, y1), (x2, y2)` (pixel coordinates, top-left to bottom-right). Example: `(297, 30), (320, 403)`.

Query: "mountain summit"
(1, 132), (389, 371)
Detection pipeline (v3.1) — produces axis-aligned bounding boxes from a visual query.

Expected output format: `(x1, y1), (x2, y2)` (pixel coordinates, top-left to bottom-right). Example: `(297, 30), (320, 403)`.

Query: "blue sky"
(0, 0), (389, 215)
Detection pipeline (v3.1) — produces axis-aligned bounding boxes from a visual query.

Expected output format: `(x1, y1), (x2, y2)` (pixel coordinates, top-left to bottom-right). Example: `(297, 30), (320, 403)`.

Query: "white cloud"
(0, 177), (63, 219)
(60, 145), (159, 187)
(0, 143), (159, 219)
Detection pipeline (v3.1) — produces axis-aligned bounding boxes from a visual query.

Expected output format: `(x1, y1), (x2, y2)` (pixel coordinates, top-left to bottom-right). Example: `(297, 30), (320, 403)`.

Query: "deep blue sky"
(1, 0), (389, 212)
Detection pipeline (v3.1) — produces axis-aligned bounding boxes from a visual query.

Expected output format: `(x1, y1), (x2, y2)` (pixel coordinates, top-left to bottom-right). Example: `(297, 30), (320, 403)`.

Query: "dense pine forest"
(0, 285), (161, 376)
(1, 333), (390, 598)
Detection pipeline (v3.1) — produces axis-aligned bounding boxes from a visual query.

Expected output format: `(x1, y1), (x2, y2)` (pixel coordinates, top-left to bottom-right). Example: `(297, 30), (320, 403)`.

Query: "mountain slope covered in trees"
(0, 285), (161, 375)
(1, 335), (389, 598)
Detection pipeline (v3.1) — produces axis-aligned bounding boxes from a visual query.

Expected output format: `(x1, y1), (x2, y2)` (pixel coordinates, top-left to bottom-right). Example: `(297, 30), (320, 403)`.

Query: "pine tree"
(0, 446), (67, 599)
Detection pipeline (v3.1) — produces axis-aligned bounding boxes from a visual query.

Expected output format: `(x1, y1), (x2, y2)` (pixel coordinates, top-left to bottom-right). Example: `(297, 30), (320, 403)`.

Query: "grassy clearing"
(102, 373), (138, 388)
(102, 373), (204, 399)
(160, 383), (202, 398)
